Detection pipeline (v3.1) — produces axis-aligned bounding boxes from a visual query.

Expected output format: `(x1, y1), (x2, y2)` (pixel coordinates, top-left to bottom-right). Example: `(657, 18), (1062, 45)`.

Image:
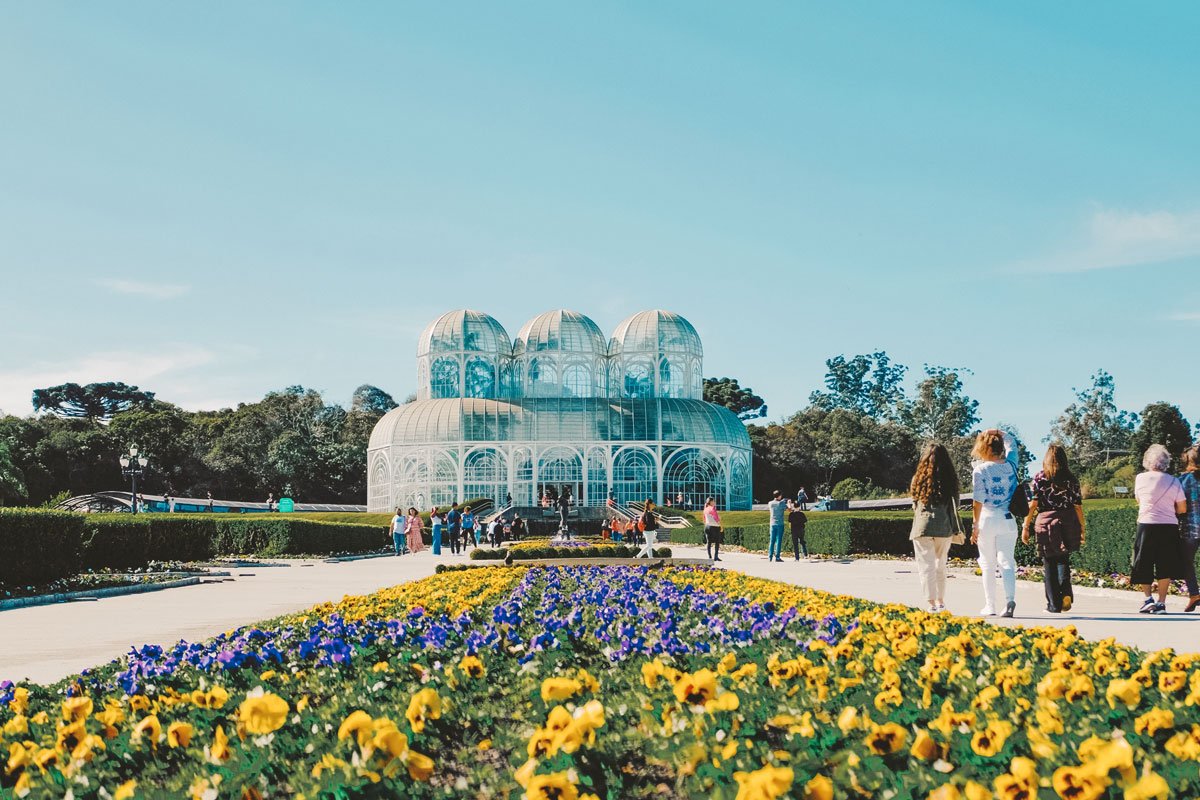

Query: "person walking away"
(703, 497), (723, 561)
(511, 514), (527, 542)
(796, 486), (809, 512)
(447, 503), (462, 555)
(490, 516), (504, 547)
(635, 500), (659, 558)
(430, 507), (445, 555)
(1132, 444), (1187, 614)
(405, 507), (424, 554)
(910, 443), (962, 613)
(971, 429), (1021, 618)
(390, 507), (408, 555)
(1179, 445), (1200, 612)
(788, 500), (809, 560)
(611, 518), (624, 543)
(1022, 445), (1084, 613)
(462, 506), (477, 549)
(600, 518), (611, 541)
(767, 490), (787, 562)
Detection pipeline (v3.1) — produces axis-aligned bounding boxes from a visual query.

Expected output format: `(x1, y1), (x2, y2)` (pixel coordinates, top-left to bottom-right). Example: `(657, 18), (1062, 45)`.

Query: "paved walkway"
(677, 546), (1199, 654)
(5, 548), (1196, 685)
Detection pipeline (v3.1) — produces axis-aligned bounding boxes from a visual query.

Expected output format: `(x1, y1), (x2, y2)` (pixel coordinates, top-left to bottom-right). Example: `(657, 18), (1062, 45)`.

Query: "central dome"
(513, 309), (607, 399)
(513, 310), (606, 358)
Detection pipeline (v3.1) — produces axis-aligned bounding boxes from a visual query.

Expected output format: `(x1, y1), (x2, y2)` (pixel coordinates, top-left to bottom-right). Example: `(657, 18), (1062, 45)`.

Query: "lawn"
(0, 562), (1192, 799)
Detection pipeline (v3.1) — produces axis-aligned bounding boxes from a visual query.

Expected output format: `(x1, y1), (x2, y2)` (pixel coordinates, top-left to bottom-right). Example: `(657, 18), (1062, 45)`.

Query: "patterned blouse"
(972, 460), (1018, 509)
(1028, 471), (1082, 512)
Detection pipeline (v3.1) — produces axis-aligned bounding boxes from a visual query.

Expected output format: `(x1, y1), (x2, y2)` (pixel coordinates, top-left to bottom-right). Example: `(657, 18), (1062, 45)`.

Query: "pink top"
(703, 506), (720, 527)
(1135, 471), (1185, 525)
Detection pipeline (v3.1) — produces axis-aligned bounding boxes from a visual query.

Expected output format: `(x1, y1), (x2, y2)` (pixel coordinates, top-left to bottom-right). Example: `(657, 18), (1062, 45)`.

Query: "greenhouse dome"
(369, 309), (751, 512)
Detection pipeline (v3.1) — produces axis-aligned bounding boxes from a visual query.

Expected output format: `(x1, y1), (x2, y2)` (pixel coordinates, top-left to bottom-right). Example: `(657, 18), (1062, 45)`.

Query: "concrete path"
(675, 545), (1199, 655)
(5, 547), (1196, 686)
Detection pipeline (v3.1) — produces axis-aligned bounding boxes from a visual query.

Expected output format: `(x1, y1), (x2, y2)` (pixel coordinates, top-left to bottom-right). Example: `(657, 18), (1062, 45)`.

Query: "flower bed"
(470, 544), (673, 560)
(1, 566), (1197, 799)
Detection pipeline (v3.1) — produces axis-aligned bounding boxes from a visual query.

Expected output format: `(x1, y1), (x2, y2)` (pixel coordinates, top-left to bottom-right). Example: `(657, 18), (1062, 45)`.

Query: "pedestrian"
(703, 497), (723, 561)
(463, 506), (477, 549)
(767, 490), (787, 563)
(611, 517), (624, 543)
(404, 507), (423, 554)
(1179, 445), (1200, 613)
(165, 493), (174, 513)
(390, 507), (408, 555)
(446, 503), (462, 555)
(909, 443), (963, 613)
(600, 517), (611, 541)
(206, 491), (214, 513)
(1022, 444), (1084, 614)
(511, 514), (526, 541)
(490, 516), (503, 547)
(1132, 444), (1187, 614)
(971, 428), (1021, 618)
(505, 492), (513, 508)
(430, 507), (444, 555)
(267, 493), (275, 512)
(635, 499), (659, 558)
(676, 491), (685, 510)
(796, 486), (809, 512)
(788, 500), (808, 560)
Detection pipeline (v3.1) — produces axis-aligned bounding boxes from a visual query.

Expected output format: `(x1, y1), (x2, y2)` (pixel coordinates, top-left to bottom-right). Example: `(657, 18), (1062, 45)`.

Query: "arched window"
(586, 448), (608, 506)
(464, 357), (496, 398)
(430, 358), (460, 398)
(664, 448), (726, 511)
(730, 454), (751, 510)
(528, 357), (559, 398)
(623, 361), (653, 399)
(563, 364), (590, 398)
(613, 447), (657, 506)
(430, 450), (459, 506)
(537, 447), (583, 502)
(659, 358), (689, 398)
(511, 448), (534, 506)
(464, 448), (507, 506)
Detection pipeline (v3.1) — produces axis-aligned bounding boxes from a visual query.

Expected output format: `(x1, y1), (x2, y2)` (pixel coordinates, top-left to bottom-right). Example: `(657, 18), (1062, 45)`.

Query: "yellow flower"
(338, 710), (375, 745)
(837, 707), (860, 733)
(129, 695), (152, 712)
(406, 749), (434, 781)
(717, 652), (738, 674)
(372, 662), (390, 673)
(865, 722), (908, 755)
(167, 721), (194, 748)
(993, 772), (1035, 800)
(1123, 771), (1169, 800)
(3, 715), (27, 736)
(9, 686), (30, 714)
(237, 692), (289, 735)
(132, 715), (162, 748)
(963, 781), (993, 800)
(673, 669), (719, 706)
(406, 688), (442, 733)
(1159, 671), (1187, 694)
(114, 780), (137, 800)
(642, 658), (667, 689)
(514, 758), (538, 788)
(911, 729), (940, 761)
(460, 655), (486, 679)
(973, 686), (1001, 710)
(1133, 708), (1174, 737)
(1104, 679), (1141, 710)
(62, 696), (94, 722)
(1165, 726), (1200, 761)
(733, 765), (794, 800)
(541, 677), (583, 703)
(971, 721), (1013, 758)
(310, 753), (347, 779)
(209, 725), (232, 762)
(1051, 766), (1109, 800)
(259, 670), (276, 681)
(927, 786), (961, 800)
(803, 774), (833, 800)
(524, 771), (579, 800)
(193, 686), (229, 709)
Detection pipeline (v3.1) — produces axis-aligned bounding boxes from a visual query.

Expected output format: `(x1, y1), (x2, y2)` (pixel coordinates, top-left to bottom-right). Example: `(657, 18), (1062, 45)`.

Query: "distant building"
(367, 309), (751, 512)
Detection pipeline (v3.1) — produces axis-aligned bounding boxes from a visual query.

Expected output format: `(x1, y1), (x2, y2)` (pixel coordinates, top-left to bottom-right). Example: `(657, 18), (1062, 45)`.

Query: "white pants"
(976, 508), (1018, 611)
(636, 531), (658, 558)
(913, 537), (952, 604)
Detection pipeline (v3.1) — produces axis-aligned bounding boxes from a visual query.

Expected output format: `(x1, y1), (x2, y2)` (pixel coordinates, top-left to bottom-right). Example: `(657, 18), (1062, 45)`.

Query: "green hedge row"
(0, 510), (390, 587)
(674, 507), (1141, 574)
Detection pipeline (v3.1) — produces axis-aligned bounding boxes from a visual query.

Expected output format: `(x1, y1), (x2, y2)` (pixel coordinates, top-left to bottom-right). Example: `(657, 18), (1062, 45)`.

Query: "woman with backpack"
(635, 499), (659, 558)
(971, 428), (1022, 618)
(909, 443), (963, 613)
(1021, 444), (1084, 613)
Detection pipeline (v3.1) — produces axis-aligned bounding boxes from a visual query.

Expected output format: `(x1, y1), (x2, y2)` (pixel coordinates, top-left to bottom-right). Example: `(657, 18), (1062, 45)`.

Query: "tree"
(896, 366), (980, 443)
(703, 377), (767, 421)
(1047, 370), (1138, 468)
(0, 439), (26, 504)
(32, 382), (156, 421)
(351, 385), (398, 415)
(809, 352), (907, 420)
(1129, 402), (1192, 463)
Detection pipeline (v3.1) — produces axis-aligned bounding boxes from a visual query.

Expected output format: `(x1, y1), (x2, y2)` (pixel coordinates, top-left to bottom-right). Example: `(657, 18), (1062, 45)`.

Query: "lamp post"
(119, 445), (149, 514)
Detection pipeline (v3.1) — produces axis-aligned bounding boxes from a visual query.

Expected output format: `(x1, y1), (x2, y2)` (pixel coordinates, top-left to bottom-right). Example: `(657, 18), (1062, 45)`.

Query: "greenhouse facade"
(367, 309), (752, 512)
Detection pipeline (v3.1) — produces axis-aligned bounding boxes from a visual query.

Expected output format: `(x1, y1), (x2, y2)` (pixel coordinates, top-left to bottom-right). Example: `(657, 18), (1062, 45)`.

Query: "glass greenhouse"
(368, 309), (752, 512)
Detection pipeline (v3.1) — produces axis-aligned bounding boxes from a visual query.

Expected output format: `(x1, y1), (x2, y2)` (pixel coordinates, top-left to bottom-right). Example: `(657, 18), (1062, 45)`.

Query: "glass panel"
(464, 357), (496, 399)
(613, 447), (657, 506)
(563, 364), (590, 398)
(430, 358), (460, 398)
(663, 447), (726, 511)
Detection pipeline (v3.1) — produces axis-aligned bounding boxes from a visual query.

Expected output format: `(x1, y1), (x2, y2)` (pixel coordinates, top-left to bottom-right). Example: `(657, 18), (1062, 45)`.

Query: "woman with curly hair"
(1022, 444), (1084, 613)
(909, 443), (963, 613)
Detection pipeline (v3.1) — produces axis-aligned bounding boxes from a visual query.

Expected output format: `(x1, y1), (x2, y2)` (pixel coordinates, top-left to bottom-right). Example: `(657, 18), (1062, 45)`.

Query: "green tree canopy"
(703, 377), (767, 420)
(1047, 370), (1138, 468)
(808, 351), (907, 420)
(1129, 402), (1192, 463)
(31, 382), (156, 421)
(0, 439), (27, 504)
(896, 366), (980, 443)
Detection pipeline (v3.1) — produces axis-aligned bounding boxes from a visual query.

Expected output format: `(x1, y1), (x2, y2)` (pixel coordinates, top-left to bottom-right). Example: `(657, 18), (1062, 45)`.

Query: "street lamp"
(119, 445), (149, 514)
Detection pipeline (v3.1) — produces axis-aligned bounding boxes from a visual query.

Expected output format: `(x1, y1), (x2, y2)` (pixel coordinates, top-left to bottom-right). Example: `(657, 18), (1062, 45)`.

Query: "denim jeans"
(1185, 536), (1200, 596)
(1043, 555), (1073, 611)
(392, 531), (406, 555)
(432, 523), (443, 555)
(768, 524), (784, 560)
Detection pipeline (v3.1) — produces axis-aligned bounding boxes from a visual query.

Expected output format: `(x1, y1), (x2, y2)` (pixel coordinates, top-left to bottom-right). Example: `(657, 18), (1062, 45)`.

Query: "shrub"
(0, 508), (83, 585)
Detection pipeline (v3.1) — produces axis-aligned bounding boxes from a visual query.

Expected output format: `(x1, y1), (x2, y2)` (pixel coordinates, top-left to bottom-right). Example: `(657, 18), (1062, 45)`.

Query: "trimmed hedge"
(671, 507), (1142, 575)
(0, 511), (391, 586)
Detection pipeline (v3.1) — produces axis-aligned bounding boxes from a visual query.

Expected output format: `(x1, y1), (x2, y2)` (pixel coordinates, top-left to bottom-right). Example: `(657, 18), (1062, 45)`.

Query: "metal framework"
(368, 309), (752, 512)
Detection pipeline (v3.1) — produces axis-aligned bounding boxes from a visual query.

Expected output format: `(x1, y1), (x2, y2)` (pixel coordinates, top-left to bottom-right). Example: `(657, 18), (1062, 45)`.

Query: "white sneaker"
(980, 607), (997, 617)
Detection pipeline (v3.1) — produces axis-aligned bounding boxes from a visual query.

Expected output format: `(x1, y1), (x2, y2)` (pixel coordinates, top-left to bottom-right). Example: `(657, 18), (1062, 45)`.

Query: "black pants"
(1043, 555), (1072, 611)
(705, 526), (721, 559)
(792, 533), (808, 559)
(449, 527), (461, 553)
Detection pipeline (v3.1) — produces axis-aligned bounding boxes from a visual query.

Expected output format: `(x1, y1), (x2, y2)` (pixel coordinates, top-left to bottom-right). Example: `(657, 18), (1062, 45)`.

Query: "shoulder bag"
(1008, 465), (1030, 519)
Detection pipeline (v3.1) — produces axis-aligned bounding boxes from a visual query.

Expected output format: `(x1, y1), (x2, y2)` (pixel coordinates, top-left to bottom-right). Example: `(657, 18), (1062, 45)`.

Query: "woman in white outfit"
(635, 499), (659, 558)
(909, 444), (963, 612)
(971, 428), (1021, 618)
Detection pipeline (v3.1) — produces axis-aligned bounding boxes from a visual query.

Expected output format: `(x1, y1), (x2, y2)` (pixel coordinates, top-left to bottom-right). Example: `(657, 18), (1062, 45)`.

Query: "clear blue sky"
(2, 2), (1198, 454)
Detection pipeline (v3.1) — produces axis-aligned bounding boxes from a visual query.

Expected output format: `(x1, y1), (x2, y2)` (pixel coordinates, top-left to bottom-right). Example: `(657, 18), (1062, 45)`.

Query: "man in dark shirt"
(788, 501), (808, 560)
(446, 503), (462, 555)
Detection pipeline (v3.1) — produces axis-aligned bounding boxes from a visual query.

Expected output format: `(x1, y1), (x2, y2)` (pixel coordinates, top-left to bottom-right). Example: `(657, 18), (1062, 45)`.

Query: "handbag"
(1008, 465), (1030, 518)
(949, 499), (966, 545)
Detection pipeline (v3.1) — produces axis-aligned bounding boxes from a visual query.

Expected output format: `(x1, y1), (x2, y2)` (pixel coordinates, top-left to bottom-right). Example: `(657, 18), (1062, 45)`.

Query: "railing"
(625, 501), (693, 528)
